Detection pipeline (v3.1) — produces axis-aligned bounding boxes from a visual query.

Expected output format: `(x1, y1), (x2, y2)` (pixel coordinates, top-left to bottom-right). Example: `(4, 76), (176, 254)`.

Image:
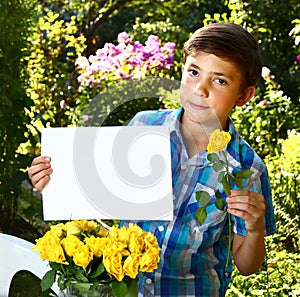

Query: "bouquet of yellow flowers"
(33, 220), (160, 297)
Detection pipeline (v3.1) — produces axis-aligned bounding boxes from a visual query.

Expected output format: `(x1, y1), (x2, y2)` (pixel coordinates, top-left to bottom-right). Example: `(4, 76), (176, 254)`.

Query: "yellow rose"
(123, 254), (140, 279)
(63, 221), (82, 236)
(84, 236), (108, 257)
(33, 233), (66, 264)
(128, 223), (144, 237)
(139, 249), (160, 272)
(118, 226), (131, 243)
(207, 129), (231, 153)
(61, 234), (81, 257)
(72, 243), (93, 269)
(128, 232), (144, 254)
(108, 226), (119, 239)
(103, 250), (124, 281)
(77, 219), (98, 231)
(143, 232), (159, 250)
(49, 223), (64, 238)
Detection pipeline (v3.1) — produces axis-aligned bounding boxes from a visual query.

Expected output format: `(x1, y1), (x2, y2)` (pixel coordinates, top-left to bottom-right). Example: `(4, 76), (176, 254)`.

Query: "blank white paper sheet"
(41, 126), (173, 221)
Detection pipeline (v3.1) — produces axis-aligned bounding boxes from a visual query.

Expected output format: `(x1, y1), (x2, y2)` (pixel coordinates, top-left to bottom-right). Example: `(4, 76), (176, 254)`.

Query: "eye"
(215, 78), (227, 85)
(188, 69), (199, 77)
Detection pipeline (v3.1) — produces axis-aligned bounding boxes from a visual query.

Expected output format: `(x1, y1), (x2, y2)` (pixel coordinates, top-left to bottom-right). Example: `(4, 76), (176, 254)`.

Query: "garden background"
(0, 0), (299, 296)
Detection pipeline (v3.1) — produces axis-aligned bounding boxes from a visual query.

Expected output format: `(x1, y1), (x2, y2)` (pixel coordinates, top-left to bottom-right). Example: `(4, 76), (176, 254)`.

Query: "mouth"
(188, 101), (210, 111)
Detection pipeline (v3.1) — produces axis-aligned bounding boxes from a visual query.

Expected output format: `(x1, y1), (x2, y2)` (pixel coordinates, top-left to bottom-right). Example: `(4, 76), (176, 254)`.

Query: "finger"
(30, 166), (53, 186)
(31, 156), (51, 166)
(230, 190), (264, 201)
(34, 175), (51, 192)
(28, 160), (52, 180)
(228, 196), (266, 212)
(228, 191), (265, 207)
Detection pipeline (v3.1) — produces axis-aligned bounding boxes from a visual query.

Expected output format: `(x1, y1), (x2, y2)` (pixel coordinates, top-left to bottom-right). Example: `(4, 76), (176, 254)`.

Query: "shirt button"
(146, 278), (152, 284)
(158, 225), (164, 232)
(181, 164), (187, 170)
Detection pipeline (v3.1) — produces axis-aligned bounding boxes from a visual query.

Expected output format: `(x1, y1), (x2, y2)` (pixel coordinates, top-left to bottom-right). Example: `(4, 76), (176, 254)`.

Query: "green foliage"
(265, 132), (300, 252)
(24, 7), (86, 131)
(2, 0), (300, 295)
(0, 0), (37, 225)
(226, 236), (300, 296)
(231, 74), (296, 158)
(203, 0), (300, 102)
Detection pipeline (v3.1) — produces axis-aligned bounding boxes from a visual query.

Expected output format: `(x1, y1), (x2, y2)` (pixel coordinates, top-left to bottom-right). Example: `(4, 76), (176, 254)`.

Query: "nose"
(194, 81), (208, 98)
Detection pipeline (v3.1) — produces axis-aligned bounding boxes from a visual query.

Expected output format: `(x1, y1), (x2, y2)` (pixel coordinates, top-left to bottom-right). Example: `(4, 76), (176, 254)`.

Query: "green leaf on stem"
(41, 269), (56, 291)
(207, 152), (220, 163)
(215, 190), (222, 199)
(90, 262), (105, 278)
(221, 174), (231, 196)
(218, 171), (225, 183)
(215, 198), (225, 210)
(75, 271), (89, 283)
(73, 282), (92, 292)
(195, 207), (207, 225)
(235, 177), (243, 188)
(124, 277), (138, 297)
(112, 280), (128, 297)
(195, 191), (211, 206)
(213, 162), (223, 171)
(234, 169), (254, 179)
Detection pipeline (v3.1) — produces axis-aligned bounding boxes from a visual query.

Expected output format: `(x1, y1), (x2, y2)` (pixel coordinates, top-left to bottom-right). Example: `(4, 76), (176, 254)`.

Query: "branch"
(85, 0), (130, 38)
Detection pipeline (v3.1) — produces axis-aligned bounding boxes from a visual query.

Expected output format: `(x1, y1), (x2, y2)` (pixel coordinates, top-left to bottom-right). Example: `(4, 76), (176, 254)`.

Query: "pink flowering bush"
(76, 32), (176, 90)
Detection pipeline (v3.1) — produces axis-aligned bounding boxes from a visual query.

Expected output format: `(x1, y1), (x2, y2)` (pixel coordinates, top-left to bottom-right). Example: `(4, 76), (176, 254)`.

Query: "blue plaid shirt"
(122, 107), (276, 297)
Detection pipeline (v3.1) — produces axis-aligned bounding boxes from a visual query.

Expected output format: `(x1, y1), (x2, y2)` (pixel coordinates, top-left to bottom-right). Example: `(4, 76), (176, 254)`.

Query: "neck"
(180, 114), (227, 157)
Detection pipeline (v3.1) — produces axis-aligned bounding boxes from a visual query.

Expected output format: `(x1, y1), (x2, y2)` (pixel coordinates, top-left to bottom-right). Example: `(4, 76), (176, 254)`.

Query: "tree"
(0, 0), (37, 227)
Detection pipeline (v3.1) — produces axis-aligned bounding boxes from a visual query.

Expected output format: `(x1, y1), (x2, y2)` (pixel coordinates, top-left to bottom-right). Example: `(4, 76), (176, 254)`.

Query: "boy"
(28, 23), (276, 296)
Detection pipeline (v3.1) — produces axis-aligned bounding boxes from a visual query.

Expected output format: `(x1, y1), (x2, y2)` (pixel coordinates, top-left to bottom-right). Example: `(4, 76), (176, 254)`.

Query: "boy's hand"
(226, 190), (266, 233)
(27, 156), (53, 191)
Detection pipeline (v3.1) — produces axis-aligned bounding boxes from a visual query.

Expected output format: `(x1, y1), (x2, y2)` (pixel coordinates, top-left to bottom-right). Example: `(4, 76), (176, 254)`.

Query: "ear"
(236, 86), (256, 107)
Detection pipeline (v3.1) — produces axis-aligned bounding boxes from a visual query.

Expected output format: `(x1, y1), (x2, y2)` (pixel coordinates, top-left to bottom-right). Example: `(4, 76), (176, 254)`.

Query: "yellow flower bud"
(207, 129), (231, 153)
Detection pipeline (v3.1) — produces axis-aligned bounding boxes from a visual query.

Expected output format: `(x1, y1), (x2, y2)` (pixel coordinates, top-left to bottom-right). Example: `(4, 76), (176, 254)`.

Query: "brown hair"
(183, 22), (263, 87)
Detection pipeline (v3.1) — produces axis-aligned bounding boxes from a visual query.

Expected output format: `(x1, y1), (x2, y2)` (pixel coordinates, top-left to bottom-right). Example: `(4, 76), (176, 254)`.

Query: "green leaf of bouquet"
(75, 271), (89, 283)
(195, 207), (207, 225)
(234, 169), (254, 179)
(195, 191), (211, 206)
(213, 162), (223, 172)
(90, 262), (105, 278)
(41, 269), (56, 291)
(215, 190), (222, 199)
(207, 152), (220, 163)
(124, 278), (138, 297)
(73, 282), (91, 292)
(215, 198), (225, 210)
(112, 280), (128, 297)
(49, 262), (61, 271)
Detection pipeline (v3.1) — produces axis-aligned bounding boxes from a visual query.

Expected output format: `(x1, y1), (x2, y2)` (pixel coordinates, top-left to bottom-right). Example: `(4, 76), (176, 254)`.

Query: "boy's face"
(180, 52), (253, 130)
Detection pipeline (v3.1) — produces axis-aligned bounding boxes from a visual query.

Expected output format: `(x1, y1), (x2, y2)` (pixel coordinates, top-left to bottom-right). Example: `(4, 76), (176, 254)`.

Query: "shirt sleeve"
(231, 163), (276, 237)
